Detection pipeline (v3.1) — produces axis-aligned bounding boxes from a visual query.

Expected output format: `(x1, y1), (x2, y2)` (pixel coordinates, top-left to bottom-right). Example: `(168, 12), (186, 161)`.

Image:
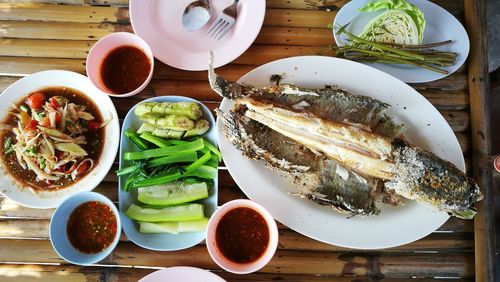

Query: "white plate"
(217, 56), (461, 249)
(130, 0), (265, 71)
(139, 267), (225, 282)
(0, 70), (120, 209)
(333, 0), (469, 83)
(118, 96), (218, 251)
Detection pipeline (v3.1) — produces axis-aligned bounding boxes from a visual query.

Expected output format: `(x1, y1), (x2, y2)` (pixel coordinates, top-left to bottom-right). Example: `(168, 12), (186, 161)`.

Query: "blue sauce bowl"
(49, 191), (121, 265)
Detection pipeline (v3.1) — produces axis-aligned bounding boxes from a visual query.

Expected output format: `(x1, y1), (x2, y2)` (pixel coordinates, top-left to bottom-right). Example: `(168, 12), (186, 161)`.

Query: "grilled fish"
(218, 105), (382, 215)
(210, 57), (482, 219)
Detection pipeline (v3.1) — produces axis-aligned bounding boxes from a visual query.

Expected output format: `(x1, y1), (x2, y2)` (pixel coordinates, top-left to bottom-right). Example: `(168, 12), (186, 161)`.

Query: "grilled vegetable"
(135, 102), (203, 120)
(139, 113), (194, 131)
(183, 119), (210, 138)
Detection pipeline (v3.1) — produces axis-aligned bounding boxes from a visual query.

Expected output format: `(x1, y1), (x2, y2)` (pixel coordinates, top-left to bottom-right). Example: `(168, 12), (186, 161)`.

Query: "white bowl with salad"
(118, 96), (220, 251)
(0, 70), (120, 208)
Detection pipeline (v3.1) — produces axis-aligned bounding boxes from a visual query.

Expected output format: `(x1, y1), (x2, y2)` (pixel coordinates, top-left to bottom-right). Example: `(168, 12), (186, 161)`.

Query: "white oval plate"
(333, 0), (469, 83)
(130, 0), (265, 71)
(218, 56), (461, 249)
(118, 96), (218, 251)
(139, 267), (225, 282)
(0, 70), (120, 209)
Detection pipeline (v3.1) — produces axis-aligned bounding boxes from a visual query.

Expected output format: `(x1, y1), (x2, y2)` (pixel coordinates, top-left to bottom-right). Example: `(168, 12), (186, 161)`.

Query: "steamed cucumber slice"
(137, 182), (209, 206)
(125, 203), (204, 222)
(138, 218), (209, 234)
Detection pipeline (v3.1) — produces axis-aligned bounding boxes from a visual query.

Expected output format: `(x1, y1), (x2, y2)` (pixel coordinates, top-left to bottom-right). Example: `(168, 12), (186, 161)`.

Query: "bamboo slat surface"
(0, 0), (490, 281)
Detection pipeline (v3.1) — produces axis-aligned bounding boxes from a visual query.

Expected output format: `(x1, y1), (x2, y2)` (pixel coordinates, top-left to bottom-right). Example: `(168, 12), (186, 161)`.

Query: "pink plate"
(130, 0), (266, 71)
(139, 267), (226, 282)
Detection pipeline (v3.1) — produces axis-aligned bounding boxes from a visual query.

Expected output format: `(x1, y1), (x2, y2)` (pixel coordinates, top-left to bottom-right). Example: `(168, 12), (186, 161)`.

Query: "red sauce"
(215, 207), (269, 264)
(67, 201), (117, 254)
(100, 45), (151, 94)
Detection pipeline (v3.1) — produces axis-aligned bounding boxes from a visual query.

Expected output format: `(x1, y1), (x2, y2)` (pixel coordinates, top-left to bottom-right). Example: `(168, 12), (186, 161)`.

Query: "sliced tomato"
(87, 120), (100, 131)
(25, 92), (46, 111)
(55, 112), (61, 123)
(76, 161), (89, 174)
(24, 119), (39, 131)
(40, 117), (50, 127)
(49, 97), (60, 109)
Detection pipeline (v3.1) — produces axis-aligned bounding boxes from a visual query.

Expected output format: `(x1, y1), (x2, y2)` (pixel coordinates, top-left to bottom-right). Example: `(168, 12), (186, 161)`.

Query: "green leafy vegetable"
(147, 151), (198, 168)
(123, 138), (204, 160)
(125, 128), (149, 150)
(359, 0), (425, 44)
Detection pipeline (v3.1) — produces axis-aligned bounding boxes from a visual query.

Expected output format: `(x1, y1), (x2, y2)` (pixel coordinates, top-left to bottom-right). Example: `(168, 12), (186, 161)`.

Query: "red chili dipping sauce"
(215, 207), (269, 264)
(100, 45), (151, 94)
(67, 201), (117, 254)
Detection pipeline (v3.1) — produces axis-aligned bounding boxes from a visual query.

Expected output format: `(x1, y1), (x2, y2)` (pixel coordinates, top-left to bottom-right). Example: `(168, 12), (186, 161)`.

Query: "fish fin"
(269, 74), (285, 86)
(449, 209), (476, 220)
(208, 51), (225, 98)
(290, 192), (377, 216)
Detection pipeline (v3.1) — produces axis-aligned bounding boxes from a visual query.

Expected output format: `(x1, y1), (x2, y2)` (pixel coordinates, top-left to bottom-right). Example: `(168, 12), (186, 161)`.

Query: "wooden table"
(0, 0), (493, 281)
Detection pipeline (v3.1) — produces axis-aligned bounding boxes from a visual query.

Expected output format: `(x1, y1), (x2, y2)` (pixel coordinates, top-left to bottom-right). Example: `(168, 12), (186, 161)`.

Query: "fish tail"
(208, 51), (233, 99)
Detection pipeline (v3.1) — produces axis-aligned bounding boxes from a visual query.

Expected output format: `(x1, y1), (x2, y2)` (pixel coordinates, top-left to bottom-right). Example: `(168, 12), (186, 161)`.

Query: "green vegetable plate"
(118, 96), (218, 251)
(333, 0), (469, 83)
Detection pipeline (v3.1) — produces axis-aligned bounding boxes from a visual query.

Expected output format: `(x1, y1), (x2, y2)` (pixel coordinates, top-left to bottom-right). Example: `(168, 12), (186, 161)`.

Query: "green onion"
(123, 138), (204, 161)
(148, 151), (198, 167)
(125, 128), (149, 150)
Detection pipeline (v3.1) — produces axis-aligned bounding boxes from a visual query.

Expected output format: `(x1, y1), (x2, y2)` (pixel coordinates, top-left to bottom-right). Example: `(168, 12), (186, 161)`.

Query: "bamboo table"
(0, 0), (493, 281)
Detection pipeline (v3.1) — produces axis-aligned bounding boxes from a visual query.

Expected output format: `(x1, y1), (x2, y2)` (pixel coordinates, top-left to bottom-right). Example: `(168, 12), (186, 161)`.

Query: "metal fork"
(207, 0), (239, 40)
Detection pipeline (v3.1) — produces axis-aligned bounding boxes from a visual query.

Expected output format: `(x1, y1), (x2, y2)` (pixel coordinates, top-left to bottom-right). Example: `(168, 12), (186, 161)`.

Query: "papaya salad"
(1, 87), (107, 190)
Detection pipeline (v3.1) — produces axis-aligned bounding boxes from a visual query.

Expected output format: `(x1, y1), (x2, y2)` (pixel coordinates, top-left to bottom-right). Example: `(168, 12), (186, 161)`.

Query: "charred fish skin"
(298, 160), (381, 216)
(208, 53), (403, 138)
(386, 139), (482, 219)
(217, 106), (381, 216)
(217, 107), (314, 173)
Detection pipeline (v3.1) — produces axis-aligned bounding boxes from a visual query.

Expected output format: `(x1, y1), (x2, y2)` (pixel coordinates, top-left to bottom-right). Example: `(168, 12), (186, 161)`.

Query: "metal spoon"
(182, 0), (211, 31)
